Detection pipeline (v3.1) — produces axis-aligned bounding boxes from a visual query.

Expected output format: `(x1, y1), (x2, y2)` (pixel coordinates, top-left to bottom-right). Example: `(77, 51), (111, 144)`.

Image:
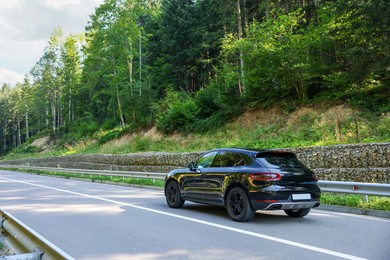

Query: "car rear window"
(255, 152), (305, 168)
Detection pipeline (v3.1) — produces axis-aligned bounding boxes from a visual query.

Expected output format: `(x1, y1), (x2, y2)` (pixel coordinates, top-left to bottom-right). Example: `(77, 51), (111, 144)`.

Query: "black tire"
(226, 187), (255, 222)
(165, 181), (184, 208)
(284, 208), (311, 218)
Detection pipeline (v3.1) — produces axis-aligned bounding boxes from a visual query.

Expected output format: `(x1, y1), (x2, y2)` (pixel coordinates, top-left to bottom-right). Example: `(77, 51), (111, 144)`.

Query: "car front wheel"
(284, 208), (311, 218)
(226, 187), (255, 222)
(165, 181), (184, 208)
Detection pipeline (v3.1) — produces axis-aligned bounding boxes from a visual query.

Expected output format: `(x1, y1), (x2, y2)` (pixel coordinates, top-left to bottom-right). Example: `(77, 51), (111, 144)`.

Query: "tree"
(30, 28), (65, 135)
(157, 0), (199, 92)
(0, 84), (12, 154)
(61, 34), (82, 126)
(81, 0), (160, 129)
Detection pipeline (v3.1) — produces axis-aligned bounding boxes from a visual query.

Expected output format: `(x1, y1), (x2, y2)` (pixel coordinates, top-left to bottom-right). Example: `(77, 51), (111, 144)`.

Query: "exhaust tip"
(268, 204), (283, 210)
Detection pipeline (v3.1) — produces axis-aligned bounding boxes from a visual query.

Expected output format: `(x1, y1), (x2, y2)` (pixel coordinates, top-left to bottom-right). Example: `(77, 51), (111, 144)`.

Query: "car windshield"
(256, 152), (305, 168)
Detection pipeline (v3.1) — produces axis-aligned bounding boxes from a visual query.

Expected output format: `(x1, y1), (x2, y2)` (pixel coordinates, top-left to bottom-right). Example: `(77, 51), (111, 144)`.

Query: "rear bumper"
(251, 199), (320, 211)
(263, 201), (320, 210)
(249, 187), (321, 211)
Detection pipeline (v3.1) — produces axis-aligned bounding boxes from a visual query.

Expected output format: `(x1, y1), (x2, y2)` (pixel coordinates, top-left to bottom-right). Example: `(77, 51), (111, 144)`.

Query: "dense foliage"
(1, 0), (389, 155)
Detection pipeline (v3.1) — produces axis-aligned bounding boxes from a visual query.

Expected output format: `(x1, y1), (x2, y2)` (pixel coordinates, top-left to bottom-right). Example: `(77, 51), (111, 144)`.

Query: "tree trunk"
(354, 118), (360, 143)
(68, 99), (72, 123)
(2, 125), (6, 152)
(335, 116), (342, 142)
(236, 0), (245, 95)
(17, 114), (21, 146)
(51, 92), (56, 134)
(58, 90), (62, 129)
(25, 112), (29, 139)
(46, 107), (49, 129)
(114, 68), (126, 128)
(127, 41), (136, 122)
(128, 43), (134, 99)
(139, 33), (142, 97)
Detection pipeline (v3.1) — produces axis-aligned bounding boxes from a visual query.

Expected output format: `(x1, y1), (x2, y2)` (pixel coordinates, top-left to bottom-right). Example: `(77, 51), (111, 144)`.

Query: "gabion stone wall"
(0, 152), (202, 175)
(1, 143), (389, 183)
(288, 143), (389, 183)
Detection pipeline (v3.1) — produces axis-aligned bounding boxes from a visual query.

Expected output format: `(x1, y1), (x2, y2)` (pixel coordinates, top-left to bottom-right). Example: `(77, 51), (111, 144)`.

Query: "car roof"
(211, 148), (293, 157)
(214, 147), (267, 152)
(212, 148), (269, 155)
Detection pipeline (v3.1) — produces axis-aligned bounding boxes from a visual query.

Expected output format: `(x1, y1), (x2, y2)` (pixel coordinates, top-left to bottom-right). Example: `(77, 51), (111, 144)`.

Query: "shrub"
(97, 129), (122, 144)
(155, 90), (198, 134)
(71, 116), (99, 138)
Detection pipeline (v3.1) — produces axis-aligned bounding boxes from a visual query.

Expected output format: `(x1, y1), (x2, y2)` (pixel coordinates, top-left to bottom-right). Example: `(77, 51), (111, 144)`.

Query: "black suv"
(165, 148), (321, 222)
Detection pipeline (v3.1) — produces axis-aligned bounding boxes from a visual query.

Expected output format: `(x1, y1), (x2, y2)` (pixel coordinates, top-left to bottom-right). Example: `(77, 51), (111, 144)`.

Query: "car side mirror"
(188, 161), (196, 171)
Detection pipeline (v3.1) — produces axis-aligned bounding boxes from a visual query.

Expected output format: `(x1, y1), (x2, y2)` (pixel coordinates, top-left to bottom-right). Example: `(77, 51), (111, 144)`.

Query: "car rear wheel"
(226, 187), (255, 222)
(284, 208), (311, 218)
(165, 181), (184, 208)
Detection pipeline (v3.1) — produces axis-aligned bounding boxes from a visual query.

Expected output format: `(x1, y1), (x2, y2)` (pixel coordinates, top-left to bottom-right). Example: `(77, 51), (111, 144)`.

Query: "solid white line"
(1, 176), (367, 260)
(312, 209), (390, 223)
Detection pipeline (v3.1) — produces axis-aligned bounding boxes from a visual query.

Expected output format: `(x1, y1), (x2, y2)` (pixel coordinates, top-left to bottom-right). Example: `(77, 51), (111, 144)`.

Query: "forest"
(0, 0), (389, 156)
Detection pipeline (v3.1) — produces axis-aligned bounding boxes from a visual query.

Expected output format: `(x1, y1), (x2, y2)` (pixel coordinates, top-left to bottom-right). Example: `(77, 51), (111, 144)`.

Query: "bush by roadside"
(321, 193), (390, 211)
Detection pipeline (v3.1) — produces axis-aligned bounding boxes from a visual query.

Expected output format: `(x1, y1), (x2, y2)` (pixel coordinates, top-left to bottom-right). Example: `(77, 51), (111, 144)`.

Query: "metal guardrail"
(1, 165), (390, 197)
(0, 208), (74, 260)
(0, 165), (166, 181)
(319, 180), (390, 197)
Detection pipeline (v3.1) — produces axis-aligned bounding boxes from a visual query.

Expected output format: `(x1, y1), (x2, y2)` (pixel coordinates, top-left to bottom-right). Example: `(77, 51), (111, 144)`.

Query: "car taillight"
(249, 172), (281, 181)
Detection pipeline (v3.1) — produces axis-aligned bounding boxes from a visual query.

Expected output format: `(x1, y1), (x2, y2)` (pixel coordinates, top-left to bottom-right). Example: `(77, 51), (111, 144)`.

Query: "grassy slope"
(4, 104), (389, 159)
(78, 104), (389, 155)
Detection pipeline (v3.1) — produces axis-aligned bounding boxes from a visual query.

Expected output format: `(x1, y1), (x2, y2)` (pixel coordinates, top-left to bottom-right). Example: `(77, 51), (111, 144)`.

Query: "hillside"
(3, 103), (388, 160)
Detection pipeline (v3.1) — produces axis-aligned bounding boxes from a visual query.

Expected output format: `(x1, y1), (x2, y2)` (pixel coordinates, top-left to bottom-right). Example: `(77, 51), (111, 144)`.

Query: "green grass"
(321, 193), (390, 211)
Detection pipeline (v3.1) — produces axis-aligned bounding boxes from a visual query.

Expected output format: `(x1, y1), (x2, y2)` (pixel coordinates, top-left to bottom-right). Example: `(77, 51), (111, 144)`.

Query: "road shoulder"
(318, 204), (390, 218)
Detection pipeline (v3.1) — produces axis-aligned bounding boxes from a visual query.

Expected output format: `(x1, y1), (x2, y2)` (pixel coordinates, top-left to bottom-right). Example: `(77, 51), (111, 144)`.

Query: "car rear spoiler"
(255, 150), (296, 158)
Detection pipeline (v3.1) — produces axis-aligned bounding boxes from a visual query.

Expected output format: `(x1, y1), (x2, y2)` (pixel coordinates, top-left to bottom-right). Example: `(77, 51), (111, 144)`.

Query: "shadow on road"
(178, 203), (319, 224)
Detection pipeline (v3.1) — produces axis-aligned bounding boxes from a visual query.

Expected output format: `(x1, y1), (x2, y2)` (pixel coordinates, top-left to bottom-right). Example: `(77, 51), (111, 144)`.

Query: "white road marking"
(1, 176), (367, 260)
(312, 209), (390, 223)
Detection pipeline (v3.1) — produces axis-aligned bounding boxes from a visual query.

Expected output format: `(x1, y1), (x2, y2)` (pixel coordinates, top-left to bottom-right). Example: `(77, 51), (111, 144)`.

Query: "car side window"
(212, 152), (235, 167)
(211, 152), (253, 167)
(235, 153), (253, 166)
(195, 151), (218, 168)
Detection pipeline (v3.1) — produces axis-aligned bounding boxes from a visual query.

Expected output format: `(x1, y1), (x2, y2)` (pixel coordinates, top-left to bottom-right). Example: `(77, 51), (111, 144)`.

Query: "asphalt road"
(1, 170), (389, 260)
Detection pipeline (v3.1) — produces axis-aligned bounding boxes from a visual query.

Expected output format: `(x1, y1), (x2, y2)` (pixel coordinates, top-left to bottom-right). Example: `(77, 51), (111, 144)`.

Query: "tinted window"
(195, 151), (218, 168)
(212, 152), (253, 167)
(256, 153), (304, 168)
